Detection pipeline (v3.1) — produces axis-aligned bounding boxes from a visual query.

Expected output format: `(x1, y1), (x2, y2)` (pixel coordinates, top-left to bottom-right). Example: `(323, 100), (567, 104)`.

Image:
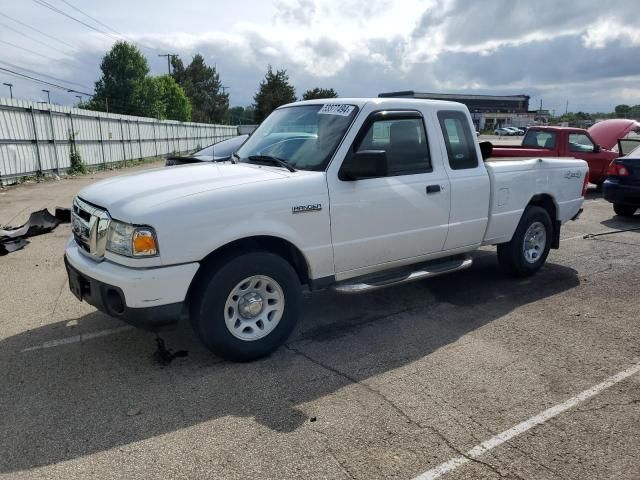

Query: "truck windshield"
(235, 104), (358, 171)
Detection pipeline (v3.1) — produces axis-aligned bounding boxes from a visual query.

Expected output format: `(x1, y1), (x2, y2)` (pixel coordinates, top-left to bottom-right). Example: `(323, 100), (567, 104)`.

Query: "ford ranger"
(65, 98), (588, 361)
(490, 120), (640, 186)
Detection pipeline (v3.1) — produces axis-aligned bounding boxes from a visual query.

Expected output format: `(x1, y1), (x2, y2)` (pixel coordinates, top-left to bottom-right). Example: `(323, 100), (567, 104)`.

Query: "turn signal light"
(582, 171), (589, 196)
(132, 229), (158, 256)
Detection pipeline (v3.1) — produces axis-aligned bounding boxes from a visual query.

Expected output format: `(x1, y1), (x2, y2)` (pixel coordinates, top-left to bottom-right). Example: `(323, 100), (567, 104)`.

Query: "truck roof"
(282, 97), (469, 110)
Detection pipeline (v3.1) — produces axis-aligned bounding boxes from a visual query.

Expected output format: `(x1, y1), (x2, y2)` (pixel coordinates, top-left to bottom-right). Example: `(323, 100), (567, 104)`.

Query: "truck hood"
(78, 162), (291, 220)
(588, 119), (640, 150)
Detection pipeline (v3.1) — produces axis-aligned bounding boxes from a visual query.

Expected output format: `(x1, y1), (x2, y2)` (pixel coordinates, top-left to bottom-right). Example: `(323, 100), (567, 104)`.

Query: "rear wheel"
(190, 251), (301, 362)
(497, 206), (552, 277)
(613, 204), (637, 217)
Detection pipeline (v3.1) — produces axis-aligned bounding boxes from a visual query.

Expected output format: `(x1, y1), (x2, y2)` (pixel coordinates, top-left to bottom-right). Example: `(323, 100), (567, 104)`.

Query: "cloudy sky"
(1, 0), (640, 113)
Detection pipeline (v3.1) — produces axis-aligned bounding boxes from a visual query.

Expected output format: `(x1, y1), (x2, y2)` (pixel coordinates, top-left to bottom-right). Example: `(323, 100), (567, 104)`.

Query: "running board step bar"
(331, 255), (473, 294)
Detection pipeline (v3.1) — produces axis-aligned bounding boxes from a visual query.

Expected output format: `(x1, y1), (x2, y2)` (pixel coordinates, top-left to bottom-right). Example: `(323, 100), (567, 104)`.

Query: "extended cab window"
(568, 133), (595, 153)
(356, 117), (431, 175)
(523, 130), (557, 149)
(437, 111), (478, 169)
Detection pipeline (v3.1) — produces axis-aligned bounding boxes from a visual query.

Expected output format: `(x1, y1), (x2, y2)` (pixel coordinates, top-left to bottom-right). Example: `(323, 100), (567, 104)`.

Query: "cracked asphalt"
(1, 163), (639, 479)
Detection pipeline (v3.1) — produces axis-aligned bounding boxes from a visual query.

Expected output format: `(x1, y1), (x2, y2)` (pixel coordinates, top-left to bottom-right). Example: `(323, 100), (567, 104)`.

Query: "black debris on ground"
(0, 237), (30, 255)
(0, 208), (69, 256)
(153, 336), (189, 366)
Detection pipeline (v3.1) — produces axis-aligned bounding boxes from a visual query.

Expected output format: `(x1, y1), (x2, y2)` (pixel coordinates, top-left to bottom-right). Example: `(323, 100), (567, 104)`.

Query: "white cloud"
(2, 0), (640, 111)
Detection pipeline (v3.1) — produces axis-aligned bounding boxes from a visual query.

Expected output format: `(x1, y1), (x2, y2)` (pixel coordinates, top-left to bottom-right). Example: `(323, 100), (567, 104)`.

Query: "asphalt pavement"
(0, 164), (639, 479)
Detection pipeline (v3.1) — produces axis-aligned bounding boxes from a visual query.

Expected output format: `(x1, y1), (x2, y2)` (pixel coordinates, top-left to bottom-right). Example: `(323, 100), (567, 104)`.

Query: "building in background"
(378, 91), (550, 131)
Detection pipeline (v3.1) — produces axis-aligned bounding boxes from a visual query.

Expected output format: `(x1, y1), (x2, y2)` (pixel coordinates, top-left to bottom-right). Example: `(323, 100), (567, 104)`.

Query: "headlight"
(106, 221), (159, 257)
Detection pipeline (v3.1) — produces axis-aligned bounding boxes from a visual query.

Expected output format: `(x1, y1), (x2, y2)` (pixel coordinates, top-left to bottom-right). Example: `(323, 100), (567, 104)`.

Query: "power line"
(0, 10), (76, 49)
(0, 19), (74, 58)
(32, 0), (157, 52)
(57, 0), (128, 40)
(0, 33), (98, 71)
(0, 39), (56, 62)
(58, 0), (157, 51)
(0, 59), (91, 89)
(0, 65), (92, 96)
(31, 0), (120, 42)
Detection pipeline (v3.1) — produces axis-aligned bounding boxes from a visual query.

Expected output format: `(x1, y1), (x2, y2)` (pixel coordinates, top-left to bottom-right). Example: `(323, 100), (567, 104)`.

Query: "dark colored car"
(603, 138), (640, 217)
(165, 134), (249, 166)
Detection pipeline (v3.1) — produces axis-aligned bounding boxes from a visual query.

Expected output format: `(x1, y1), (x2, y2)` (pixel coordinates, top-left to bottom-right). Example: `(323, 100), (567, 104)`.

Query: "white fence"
(0, 97), (238, 184)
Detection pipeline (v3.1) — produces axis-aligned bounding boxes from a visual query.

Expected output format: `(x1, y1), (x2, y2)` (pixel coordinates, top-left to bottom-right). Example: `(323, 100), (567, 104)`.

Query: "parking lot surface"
(1, 164), (639, 480)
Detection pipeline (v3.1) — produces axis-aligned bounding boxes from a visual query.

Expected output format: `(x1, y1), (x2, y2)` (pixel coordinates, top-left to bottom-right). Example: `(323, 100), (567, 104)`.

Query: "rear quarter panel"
(482, 158), (587, 245)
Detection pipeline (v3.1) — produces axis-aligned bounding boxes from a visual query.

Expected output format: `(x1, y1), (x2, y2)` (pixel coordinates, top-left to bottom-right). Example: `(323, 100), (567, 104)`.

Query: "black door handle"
(426, 185), (441, 194)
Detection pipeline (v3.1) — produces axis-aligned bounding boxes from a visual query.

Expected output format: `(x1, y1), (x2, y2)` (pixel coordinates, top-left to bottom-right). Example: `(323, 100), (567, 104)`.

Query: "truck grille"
(71, 197), (111, 259)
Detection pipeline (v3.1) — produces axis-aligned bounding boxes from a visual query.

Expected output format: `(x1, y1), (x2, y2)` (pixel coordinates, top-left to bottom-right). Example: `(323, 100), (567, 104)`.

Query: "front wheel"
(190, 252), (301, 361)
(613, 204), (637, 217)
(497, 206), (552, 277)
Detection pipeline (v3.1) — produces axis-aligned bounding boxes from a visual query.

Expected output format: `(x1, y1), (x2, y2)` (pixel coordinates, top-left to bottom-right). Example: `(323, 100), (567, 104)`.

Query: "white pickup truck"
(65, 98), (588, 360)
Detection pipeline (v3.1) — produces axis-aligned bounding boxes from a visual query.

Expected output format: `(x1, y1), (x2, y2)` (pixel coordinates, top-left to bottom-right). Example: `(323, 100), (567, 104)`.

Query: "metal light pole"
(42, 89), (51, 104)
(3, 82), (12, 99)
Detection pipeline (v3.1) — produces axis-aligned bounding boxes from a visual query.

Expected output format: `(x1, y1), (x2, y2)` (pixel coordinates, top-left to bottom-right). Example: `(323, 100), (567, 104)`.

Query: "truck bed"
(482, 157), (587, 245)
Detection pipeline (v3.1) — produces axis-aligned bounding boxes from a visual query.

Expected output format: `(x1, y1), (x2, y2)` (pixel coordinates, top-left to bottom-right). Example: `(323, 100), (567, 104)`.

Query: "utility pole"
(42, 89), (51, 104)
(105, 96), (109, 113)
(565, 100), (569, 115)
(221, 86), (229, 95)
(158, 53), (178, 75)
(3, 82), (12, 99)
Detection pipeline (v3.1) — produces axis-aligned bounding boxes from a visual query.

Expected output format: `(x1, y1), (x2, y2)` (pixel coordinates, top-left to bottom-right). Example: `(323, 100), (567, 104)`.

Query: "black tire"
(613, 204), (637, 217)
(497, 206), (552, 277)
(190, 251), (301, 362)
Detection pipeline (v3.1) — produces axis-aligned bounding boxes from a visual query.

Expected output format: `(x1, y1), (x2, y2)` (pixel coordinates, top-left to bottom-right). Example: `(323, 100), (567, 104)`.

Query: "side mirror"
(593, 144), (601, 153)
(340, 150), (388, 180)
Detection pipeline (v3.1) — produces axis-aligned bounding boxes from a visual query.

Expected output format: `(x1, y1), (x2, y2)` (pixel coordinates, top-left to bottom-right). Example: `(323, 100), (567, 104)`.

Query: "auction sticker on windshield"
(318, 104), (355, 116)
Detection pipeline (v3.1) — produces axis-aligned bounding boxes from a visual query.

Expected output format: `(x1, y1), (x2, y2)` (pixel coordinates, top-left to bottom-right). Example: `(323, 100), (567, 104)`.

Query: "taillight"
(582, 171), (589, 196)
(607, 162), (629, 176)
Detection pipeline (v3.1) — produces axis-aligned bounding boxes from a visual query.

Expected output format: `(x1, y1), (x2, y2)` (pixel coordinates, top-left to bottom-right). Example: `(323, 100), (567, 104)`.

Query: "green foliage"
(615, 104), (631, 117)
(86, 42), (192, 121)
(172, 54), (229, 123)
(253, 66), (296, 123)
(227, 105), (255, 124)
(68, 130), (86, 174)
(140, 75), (191, 121)
(302, 87), (338, 100)
(87, 41), (150, 116)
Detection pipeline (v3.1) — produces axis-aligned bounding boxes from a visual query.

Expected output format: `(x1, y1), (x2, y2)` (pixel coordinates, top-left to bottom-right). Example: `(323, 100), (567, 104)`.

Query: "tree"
(302, 87), (338, 100)
(139, 75), (191, 121)
(87, 41), (149, 115)
(253, 66), (296, 123)
(157, 75), (191, 121)
(227, 106), (255, 124)
(170, 56), (186, 85)
(171, 54), (229, 123)
(615, 104), (631, 118)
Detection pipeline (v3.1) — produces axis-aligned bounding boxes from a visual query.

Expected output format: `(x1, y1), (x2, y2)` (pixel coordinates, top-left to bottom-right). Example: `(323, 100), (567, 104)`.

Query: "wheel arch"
(186, 235), (311, 303)
(527, 193), (560, 248)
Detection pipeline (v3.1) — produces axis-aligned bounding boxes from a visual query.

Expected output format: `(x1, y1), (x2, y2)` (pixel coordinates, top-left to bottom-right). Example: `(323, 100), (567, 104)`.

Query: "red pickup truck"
(491, 119), (640, 185)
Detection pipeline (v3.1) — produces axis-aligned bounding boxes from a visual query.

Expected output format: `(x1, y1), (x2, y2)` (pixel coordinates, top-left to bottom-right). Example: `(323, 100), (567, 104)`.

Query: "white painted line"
(413, 360), (640, 480)
(21, 326), (132, 352)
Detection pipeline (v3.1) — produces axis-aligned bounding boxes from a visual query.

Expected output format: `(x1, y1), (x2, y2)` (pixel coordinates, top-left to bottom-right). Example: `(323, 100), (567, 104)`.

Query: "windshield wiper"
(247, 155), (296, 172)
